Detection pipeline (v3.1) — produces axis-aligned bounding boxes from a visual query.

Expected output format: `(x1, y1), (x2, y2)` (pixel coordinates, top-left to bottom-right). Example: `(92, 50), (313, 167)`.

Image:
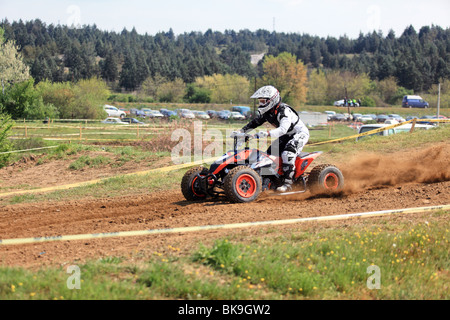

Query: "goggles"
(258, 98), (268, 105)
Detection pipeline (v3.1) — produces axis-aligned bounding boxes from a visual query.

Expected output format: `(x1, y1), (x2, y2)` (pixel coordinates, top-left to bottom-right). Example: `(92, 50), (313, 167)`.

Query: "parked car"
(402, 95), (429, 108)
(130, 108), (146, 118)
(388, 114), (406, 123)
(207, 110), (218, 118)
(122, 117), (145, 125)
(351, 113), (363, 121)
(324, 111), (337, 121)
(357, 122), (436, 141)
(218, 110), (231, 120)
(230, 111), (246, 120)
(330, 113), (347, 121)
(376, 114), (390, 123)
(231, 106), (251, 117)
(176, 109), (195, 119)
(146, 110), (164, 118)
(417, 115), (435, 125)
(193, 111), (210, 120)
(359, 115), (374, 122)
(101, 117), (129, 124)
(160, 109), (177, 117)
(141, 108), (154, 117)
(119, 108), (130, 115)
(334, 100), (345, 106)
(103, 105), (126, 118)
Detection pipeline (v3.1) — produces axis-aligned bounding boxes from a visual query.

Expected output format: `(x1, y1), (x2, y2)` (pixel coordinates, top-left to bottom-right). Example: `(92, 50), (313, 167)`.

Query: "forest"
(1, 19), (449, 94)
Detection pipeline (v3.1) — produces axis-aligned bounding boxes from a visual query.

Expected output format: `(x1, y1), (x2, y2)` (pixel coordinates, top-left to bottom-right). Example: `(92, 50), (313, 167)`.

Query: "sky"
(1, 0), (449, 39)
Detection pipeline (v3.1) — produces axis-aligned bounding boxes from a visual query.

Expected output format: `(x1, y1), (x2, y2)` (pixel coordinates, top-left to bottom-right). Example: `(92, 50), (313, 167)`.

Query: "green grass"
(1, 211), (448, 300)
(68, 155), (112, 170)
(193, 216), (449, 299)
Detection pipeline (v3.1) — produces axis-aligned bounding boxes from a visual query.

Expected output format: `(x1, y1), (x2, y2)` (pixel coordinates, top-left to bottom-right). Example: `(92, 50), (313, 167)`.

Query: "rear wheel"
(307, 164), (344, 194)
(224, 166), (262, 203)
(181, 166), (209, 201)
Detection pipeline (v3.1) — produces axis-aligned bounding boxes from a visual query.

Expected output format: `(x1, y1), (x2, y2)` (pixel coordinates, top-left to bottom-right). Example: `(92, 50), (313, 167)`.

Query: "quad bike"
(181, 133), (344, 203)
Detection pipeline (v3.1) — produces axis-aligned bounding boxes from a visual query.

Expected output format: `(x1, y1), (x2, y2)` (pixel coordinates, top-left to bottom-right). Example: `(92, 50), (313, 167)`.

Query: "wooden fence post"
(409, 118), (417, 133)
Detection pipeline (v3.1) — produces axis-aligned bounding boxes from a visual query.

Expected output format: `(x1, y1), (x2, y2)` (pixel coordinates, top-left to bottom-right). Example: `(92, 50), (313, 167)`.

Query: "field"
(0, 105), (449, 304)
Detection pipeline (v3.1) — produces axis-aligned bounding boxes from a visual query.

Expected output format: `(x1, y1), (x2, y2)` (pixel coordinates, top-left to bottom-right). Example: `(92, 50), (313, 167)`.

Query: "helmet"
(251, 85), (281, 116)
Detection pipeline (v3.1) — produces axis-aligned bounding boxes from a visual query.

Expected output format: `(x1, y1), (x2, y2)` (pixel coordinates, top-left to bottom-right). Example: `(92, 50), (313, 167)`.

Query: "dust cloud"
(276, 143), (450, 201)
(340, 144), (450, 195)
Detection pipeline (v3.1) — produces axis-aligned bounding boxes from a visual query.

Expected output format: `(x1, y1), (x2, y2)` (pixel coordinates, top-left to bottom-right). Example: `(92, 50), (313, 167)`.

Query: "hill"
(1, 19), (449, 92)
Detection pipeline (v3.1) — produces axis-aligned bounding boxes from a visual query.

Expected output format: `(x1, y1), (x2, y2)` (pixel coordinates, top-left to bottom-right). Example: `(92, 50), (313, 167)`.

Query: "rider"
(235, 85), (310, 192)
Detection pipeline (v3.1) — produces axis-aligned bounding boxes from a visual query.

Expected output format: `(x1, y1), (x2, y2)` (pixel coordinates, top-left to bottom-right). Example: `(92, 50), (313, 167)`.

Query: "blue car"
(402, 95), (429, 108)
(231, 106), (251, 116)
(160, 109), (177, 117)
(130, 108), (146, 118)
(122, 117), (145, 124)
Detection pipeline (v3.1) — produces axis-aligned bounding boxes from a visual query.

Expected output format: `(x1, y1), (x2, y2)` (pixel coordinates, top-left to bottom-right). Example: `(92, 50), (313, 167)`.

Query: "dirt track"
(0, 142), (449, 269)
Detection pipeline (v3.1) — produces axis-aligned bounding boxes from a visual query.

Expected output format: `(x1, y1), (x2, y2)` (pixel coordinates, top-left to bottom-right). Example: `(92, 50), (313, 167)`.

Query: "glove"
(230, 130), (243, 138)
(255, 130), (269, 139)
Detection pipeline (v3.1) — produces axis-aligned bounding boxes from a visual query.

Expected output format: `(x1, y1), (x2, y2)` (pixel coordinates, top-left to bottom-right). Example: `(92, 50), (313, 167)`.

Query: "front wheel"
(224, 166), (262, 203)
(181, 166), (209, 201)
(307, 164), (344, 194)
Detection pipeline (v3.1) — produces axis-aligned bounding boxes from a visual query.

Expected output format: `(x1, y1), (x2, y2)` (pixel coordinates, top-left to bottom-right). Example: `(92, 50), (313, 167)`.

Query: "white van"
(357, 122), (435, 140)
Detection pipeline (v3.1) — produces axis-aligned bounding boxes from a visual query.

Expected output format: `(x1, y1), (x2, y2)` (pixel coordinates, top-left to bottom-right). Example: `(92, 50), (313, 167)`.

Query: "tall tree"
(100, 51), (119, 82)
(262, 52), (308, 106)
(0, 27), (30, 94)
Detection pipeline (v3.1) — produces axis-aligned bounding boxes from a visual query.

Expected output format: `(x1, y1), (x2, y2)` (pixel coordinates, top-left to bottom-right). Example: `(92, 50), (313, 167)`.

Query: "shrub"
(361, 96), (376, 107)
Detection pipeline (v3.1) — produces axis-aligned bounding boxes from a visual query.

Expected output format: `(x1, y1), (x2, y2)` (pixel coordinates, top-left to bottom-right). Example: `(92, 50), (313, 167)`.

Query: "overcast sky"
(1, 0), (449, 39)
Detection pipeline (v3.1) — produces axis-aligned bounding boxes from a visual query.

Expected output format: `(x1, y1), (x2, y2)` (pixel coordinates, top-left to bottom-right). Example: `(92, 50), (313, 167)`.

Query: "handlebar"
(230, 132), (256, 139)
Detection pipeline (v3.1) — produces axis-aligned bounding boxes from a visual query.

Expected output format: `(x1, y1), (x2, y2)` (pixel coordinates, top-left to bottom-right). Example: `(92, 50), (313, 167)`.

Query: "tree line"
(1, 19), (449, 93)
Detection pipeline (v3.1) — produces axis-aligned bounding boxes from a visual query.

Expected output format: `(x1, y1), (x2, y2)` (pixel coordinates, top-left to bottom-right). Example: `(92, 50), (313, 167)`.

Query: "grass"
(0, 210), (448, 299)
(68, 155), (112, 170)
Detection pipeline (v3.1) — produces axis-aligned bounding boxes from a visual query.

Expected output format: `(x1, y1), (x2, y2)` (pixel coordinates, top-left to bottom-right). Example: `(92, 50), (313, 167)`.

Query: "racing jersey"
(241, 103), (309, 139)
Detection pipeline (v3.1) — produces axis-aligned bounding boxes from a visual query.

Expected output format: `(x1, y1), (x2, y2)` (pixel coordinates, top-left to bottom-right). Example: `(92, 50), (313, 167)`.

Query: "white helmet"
(251, 85), (281, 116)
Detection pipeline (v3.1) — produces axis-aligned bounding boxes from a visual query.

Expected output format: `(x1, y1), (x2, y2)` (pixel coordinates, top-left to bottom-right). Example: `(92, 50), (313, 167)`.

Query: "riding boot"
(277, 165), (295, 192)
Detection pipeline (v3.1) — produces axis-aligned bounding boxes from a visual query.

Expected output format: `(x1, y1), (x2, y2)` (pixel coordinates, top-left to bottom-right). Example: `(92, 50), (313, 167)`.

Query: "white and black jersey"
(242, 103), (309, 139)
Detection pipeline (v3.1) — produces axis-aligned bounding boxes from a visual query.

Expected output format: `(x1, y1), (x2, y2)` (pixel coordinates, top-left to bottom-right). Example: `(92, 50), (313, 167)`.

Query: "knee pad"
(281, 150), (296, 165)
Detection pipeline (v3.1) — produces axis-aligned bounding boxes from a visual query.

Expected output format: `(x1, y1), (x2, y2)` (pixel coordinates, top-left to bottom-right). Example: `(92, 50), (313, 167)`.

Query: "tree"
(72, 78), (110, 119)
(0, 112), (14, 168)
(185, 84), (211, 103)
(307, 69), (328, 105)
(139, 73), (168, 100)
(262, 52), (308, 106)
(36, 80), (75, 119)
(119, 53), (138, 91)
(0, 27), (30, 94)
(0, 78), (57, 119)
(100, 52), (119, 82)
(157, 78), (186, 103)
(195, 73), (250, 104)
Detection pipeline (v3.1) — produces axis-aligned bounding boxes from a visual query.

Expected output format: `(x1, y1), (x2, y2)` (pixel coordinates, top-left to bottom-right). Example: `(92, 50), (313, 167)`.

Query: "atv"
(181, 133), (344, 203)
